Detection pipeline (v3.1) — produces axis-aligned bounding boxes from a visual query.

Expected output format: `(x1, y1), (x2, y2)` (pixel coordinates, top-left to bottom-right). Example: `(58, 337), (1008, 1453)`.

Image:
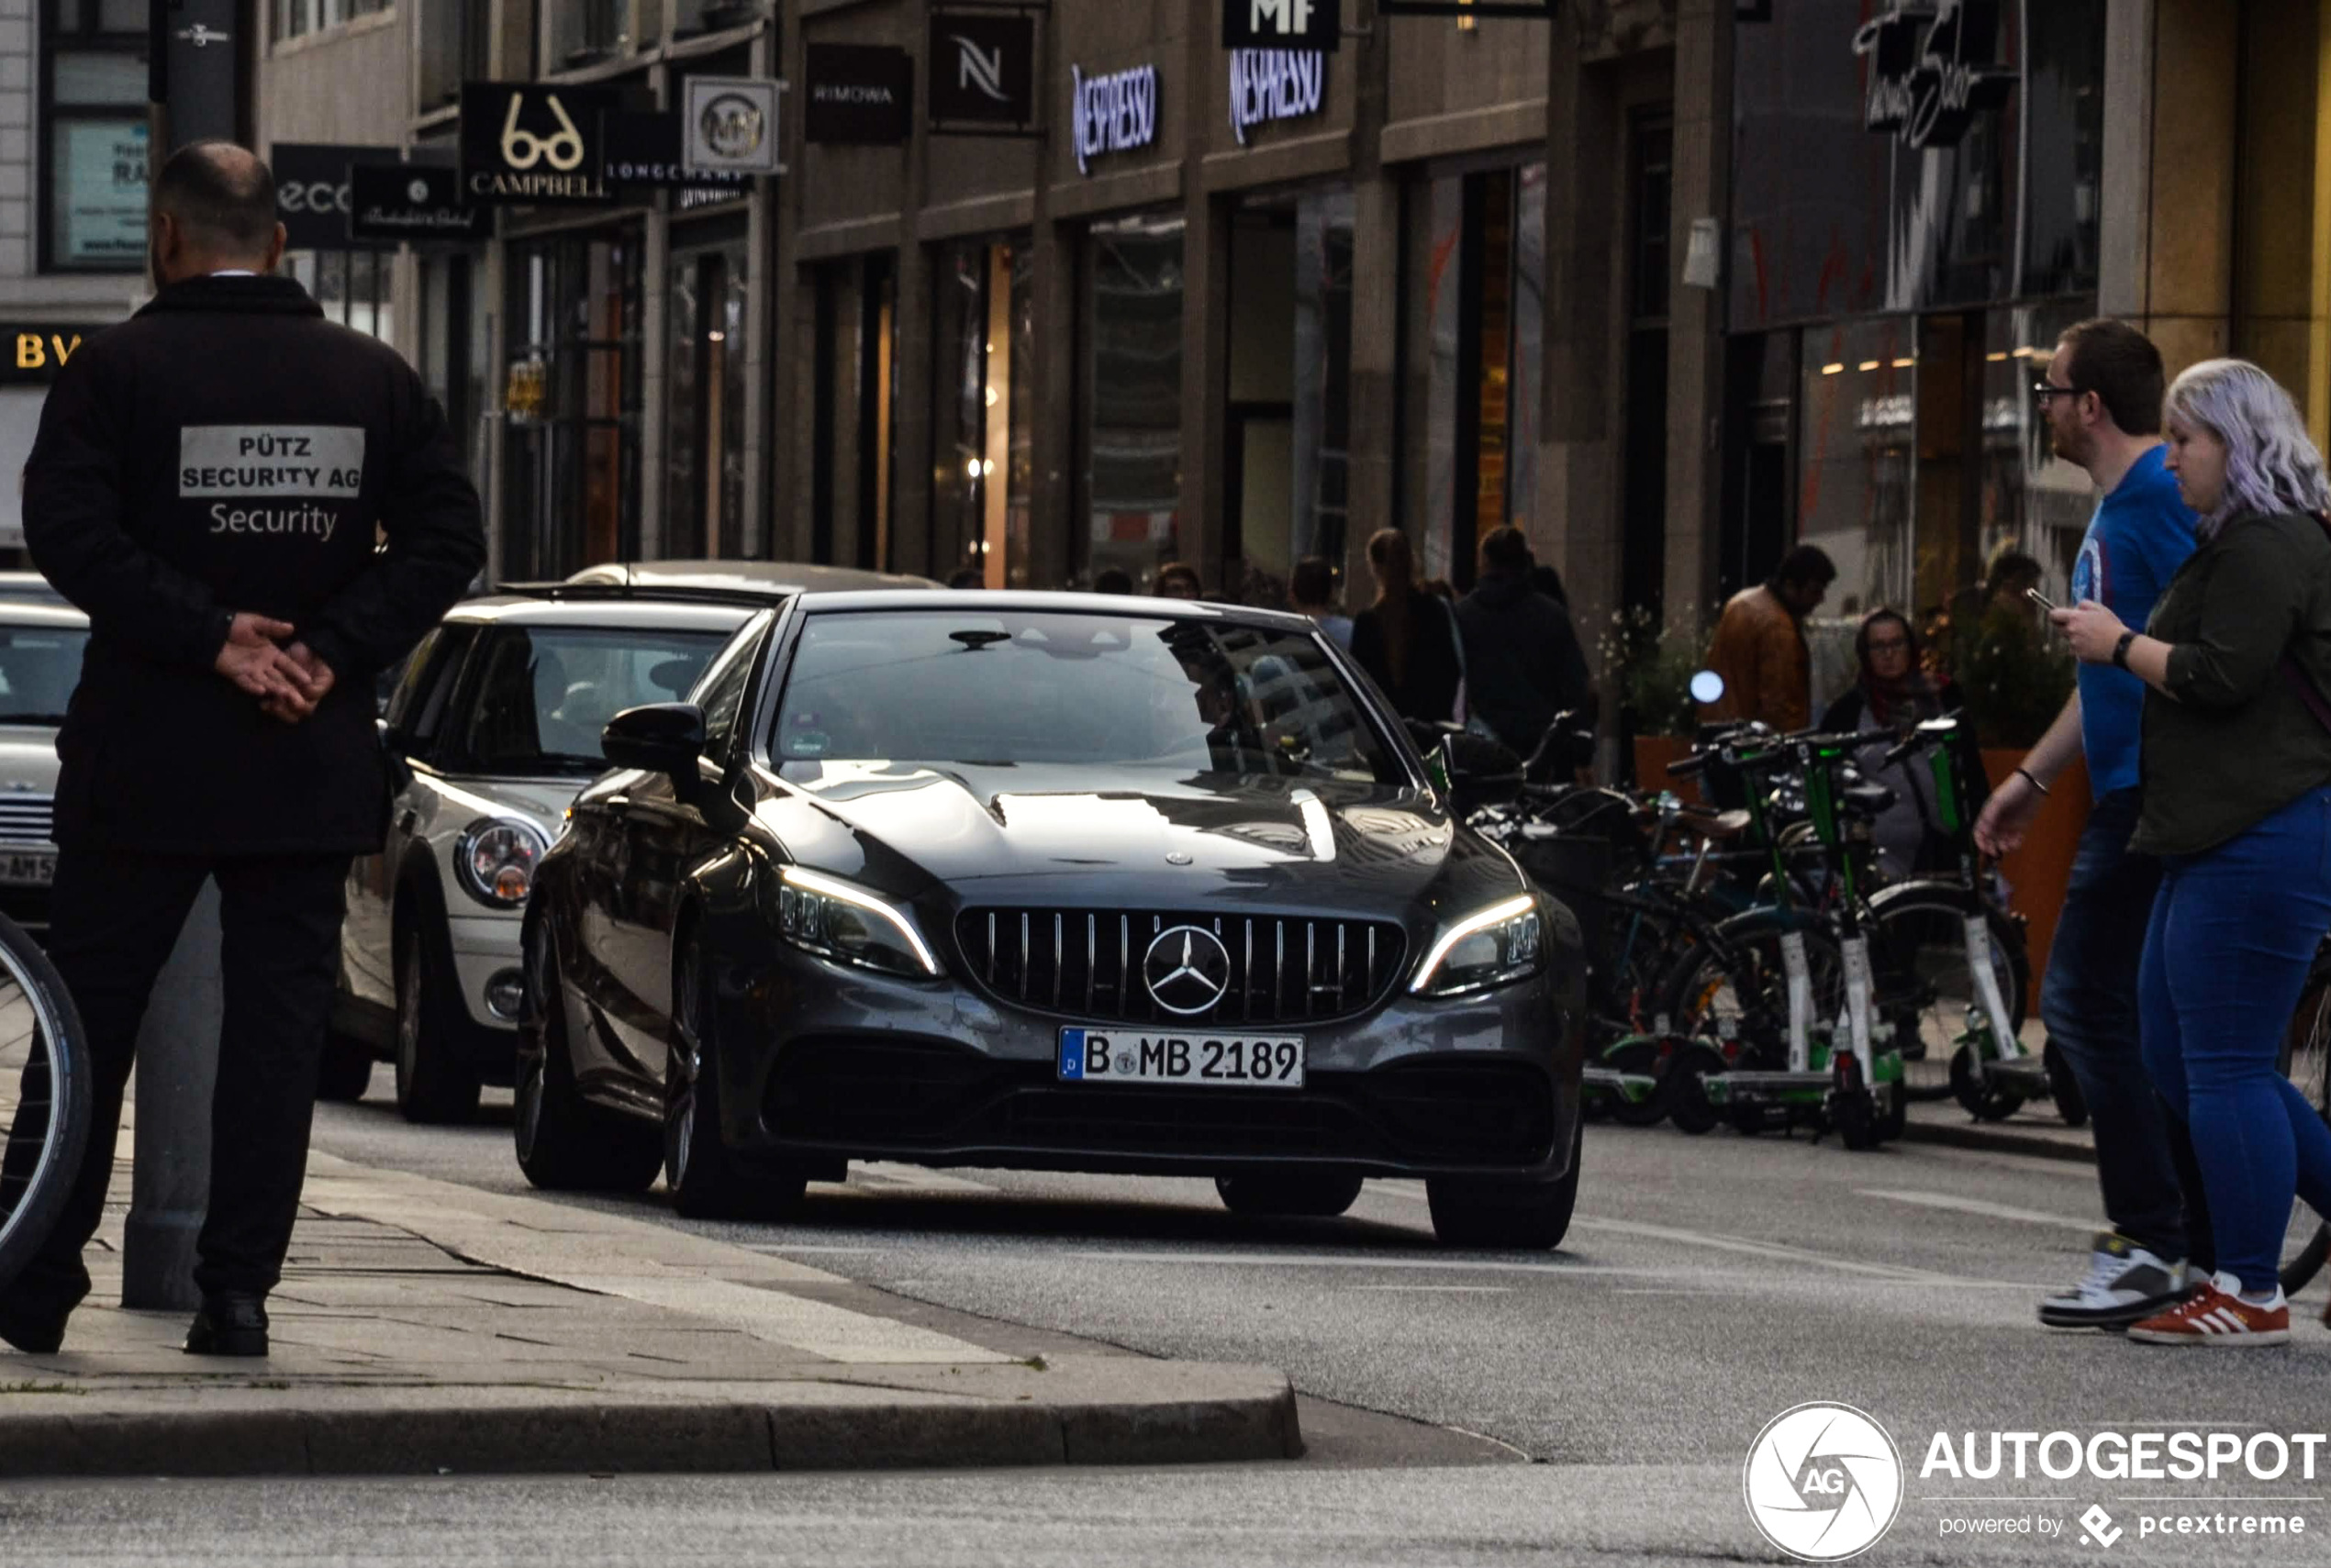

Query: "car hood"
(0, 727), (61, 795)
(752, 762), (1520, 916)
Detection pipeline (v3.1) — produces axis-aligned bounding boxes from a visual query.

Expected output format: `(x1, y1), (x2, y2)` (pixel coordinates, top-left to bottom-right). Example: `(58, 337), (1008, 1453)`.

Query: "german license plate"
(1057, 1028), (1305, 1089)
(0, 851), (53, 885)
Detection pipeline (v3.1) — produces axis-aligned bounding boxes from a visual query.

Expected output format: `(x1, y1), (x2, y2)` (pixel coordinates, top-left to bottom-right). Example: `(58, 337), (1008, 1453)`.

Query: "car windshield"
(0, 625), (86, 725)
(461, 627), (734, 776)
(772, 611), (1403, 784)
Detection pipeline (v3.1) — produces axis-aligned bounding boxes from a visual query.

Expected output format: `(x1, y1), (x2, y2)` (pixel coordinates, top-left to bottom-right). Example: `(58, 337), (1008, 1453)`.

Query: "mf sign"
(1223, 0), (1341, 50)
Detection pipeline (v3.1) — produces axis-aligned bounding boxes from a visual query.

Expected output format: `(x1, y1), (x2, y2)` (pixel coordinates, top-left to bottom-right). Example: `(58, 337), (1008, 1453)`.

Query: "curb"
(0, 1377), (1305, 1479)
(1900, 1117), (2095, 1165)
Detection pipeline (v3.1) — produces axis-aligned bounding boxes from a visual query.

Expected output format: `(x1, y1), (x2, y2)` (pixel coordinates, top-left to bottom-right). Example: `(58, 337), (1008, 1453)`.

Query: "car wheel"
(393, 928), (483, 1126)
(665, 937), (807, 1223)
(1426, 1122), (1580, 1251)
(315, 1031), (375, 1104)
(514, 936), (662, 1194)
(1215, 1172), (1365, 1218)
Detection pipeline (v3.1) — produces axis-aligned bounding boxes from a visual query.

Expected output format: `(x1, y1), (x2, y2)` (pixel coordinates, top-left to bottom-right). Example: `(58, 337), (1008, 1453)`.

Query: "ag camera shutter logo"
(1744, 1403), (1904, 1562)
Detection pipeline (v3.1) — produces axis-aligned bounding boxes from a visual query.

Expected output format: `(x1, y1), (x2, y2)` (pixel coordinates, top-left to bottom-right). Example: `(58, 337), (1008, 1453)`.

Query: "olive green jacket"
(2133, 509), (2331, 856)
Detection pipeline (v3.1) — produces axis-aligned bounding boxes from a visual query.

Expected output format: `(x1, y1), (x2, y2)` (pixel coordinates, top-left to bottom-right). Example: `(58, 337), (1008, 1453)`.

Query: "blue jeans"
(2139, 786), (2331, 1295)
(2043, 788), (2200, 1263)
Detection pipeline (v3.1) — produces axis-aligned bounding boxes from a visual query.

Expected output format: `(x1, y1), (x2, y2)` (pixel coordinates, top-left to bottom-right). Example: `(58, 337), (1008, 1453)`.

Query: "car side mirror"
(602, 702), (706, 779)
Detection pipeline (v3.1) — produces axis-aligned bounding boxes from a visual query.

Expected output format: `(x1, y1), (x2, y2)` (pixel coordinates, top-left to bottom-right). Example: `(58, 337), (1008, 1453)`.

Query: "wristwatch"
(2112, 630), (2137, 670)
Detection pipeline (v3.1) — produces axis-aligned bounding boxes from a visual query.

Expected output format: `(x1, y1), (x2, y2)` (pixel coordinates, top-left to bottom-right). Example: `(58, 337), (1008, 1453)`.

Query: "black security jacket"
(25, 274), (485, 854)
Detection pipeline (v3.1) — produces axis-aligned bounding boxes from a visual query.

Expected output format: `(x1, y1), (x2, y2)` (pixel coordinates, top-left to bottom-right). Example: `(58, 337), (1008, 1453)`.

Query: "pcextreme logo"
(1744, 1402), (1906, 1562)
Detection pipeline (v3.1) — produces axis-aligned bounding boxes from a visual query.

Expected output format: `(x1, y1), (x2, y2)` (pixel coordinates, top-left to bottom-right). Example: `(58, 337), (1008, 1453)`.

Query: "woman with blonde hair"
(2054, 358), (2331, 1346)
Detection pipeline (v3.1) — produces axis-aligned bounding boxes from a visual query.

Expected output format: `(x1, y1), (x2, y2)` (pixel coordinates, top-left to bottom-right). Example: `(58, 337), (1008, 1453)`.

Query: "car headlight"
(1411, 893), (1544, 996)
(455, 818), (548, 908)
(775, 865), (942, 978)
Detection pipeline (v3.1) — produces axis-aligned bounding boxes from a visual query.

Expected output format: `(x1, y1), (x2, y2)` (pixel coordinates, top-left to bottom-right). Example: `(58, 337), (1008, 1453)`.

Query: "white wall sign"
(1229, 49), (1324, 146)
(683, 76), (786, 177)
(1071, 63), (1160, 175)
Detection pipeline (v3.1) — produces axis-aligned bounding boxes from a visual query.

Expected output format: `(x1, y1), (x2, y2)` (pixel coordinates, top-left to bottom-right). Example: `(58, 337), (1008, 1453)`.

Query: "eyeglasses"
(2031, 380), (2085, 406)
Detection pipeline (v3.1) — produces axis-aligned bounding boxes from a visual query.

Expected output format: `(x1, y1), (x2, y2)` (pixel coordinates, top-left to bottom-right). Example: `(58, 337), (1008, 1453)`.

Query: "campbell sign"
(1852, 0), (2017, 151)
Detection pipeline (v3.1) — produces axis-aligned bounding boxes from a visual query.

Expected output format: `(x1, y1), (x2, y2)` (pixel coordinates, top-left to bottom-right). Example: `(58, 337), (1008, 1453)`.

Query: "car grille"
(762, 1039), (1557, 1169)
(0, 795), (54, 845)
(954, 908), (1409, 1027)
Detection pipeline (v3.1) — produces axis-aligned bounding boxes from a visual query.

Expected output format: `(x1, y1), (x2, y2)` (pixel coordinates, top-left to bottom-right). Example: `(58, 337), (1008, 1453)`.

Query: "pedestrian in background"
(1092, 567), (1134, 595)
(1699, 544), (1835, 732)
(0, 144), (485, 1359)
(1976, 317), (2211, 1331)
(1155, 562), (1203, 600)
(1351, 529), (1461, 724)
(1288, 555), (1352, 650)
(2052, 359), (2331, 1346)
(1455, 525), (1593, 757)
(1819, 608), (1987, 882)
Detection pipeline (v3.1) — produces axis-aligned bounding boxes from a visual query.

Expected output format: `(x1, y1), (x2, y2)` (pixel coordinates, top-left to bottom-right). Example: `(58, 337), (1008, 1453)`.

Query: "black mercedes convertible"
(514, 591), (1587, 1248)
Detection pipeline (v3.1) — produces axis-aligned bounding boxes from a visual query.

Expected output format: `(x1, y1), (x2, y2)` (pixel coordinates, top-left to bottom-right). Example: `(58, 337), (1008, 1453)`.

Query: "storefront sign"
(1222, 0), (1341, 51)
(460, 83), (619, 205)
(273, 143), (404, 250)
(0, 325), (105, 385)
(684, 76), (784, 177)
(348, 164), (490, 243)
(806, 45), (913, 144)
(602, 111), (752, 200)
(1229, 49), (1324, 146)
(1071, 63), (1160, 175)
(54, 119), (149, 268)
(929, 11), (1037, 132)
(1852, 0), (2017, 150)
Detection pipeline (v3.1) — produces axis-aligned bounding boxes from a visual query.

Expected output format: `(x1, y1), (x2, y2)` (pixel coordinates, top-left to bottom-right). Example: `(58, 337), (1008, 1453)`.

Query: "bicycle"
(0, 911), (91, 1296)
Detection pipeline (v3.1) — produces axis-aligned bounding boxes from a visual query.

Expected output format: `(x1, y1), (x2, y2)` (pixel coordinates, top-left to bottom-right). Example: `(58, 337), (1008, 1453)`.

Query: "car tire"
(316, 1031), (375, 1104)
(393, 928), (483, 1126)
(1215, 1172), (1365, 1218)
(514, 937), (663, 1194)
(666, 937), (808, 1223)
(1425, 1122), (1580, 1251)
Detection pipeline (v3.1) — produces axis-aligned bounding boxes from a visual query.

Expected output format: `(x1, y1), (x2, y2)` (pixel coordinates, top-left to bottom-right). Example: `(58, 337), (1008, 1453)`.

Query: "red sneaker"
(2127, 1273), (2290, 1347)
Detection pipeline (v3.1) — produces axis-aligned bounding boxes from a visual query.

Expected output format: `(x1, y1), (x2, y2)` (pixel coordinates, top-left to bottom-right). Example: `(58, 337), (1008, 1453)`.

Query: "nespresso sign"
(1853, 0), (2016, 150)
(806, 44), (913, 144)
(0, 325), (103, 385)
(1071, 63), (1159, 175)
(1229, 49), (1323, 146)
(460, 83), (619, 205)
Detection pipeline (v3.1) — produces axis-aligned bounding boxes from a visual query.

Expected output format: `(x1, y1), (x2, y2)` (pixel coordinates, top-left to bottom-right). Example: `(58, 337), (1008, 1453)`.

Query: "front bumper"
(713, 943), (1582, 1184)
(446, 913), (525, 1041)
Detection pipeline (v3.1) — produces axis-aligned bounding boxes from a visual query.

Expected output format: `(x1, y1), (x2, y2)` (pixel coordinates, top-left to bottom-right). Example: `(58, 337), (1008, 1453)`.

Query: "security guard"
(0, 143), (485, 1357)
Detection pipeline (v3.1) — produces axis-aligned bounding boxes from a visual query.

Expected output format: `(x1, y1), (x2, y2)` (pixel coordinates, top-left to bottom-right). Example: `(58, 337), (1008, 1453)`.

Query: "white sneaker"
(2038, 1232), (2191, 1329)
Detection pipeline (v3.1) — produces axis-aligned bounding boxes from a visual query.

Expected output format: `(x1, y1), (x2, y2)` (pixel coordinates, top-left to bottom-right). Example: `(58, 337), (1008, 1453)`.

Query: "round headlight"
(456, 818), (548, 908)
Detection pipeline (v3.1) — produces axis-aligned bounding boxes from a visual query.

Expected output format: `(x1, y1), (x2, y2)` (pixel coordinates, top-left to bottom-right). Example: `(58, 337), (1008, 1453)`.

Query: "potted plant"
(1600, 606), (1707, 791)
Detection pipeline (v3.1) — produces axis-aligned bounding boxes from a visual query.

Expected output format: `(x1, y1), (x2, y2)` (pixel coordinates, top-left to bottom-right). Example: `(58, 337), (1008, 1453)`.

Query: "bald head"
(151, 142), (283, 278)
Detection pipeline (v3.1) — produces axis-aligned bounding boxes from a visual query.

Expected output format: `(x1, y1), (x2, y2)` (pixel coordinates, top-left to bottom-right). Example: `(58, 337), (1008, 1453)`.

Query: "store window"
(813, 258), (897, 572)
(418, 253), (489, 495)
(274, 0), (389, 42)
(503, 230), (646, 578)
(665, 228), (750, 561)
(550, 0), (631, 67)
(284, 249), (396, 340)
(1227, 187), (1353, 603)
(42, 2), (147, 273)
(1797, 317), (1916, 625)
(418, 0), (495, 110)
(1081, 216), (1186, 590)
(1415, 163), (1545, 589)
(932, 238), (1033, 585)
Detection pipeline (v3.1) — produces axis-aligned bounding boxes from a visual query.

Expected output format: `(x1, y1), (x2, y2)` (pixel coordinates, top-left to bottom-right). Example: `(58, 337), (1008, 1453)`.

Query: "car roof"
(564, 560), (940, 595)
(446, 596), (763, 633)
(0, 599), (89, 628)
(0, 573), (69, 603)
(788, 589), (1320, 633)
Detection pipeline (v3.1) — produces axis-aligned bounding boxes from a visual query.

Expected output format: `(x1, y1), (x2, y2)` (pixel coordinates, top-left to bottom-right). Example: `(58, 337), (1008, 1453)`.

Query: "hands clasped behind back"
(212, 611), (332, 723)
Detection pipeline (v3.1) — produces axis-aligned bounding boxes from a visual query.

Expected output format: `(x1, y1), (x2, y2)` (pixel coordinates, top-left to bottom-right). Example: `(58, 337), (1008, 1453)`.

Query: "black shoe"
(0, 1293), (67, 1355)
(183, 1294), (269, 1358)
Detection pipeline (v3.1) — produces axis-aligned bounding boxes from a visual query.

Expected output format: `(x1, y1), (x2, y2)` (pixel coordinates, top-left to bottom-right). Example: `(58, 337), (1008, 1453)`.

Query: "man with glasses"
(1976, 317), (2209, 1331)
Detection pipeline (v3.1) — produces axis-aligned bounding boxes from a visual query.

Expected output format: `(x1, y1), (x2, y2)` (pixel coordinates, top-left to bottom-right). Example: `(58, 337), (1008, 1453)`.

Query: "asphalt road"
(10, 1086), (2329, 1566)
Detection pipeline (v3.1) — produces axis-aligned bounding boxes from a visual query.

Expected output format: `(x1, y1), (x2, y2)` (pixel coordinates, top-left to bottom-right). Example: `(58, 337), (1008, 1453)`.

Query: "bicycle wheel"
(1867, 887), (2028, 1104)
(2279, 950), (2331, 1298)
(0, 910), (90, 1296)
(1660, 914), (1848, 1073)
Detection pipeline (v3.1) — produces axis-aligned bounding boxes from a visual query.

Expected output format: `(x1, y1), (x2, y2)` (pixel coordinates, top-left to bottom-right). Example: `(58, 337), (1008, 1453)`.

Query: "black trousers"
(1, 842), (348, 1314)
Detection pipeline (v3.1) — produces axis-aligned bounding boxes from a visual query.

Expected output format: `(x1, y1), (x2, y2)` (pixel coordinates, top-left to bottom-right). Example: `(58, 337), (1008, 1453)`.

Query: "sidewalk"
(0, 1147), (1299, 1479)
(1901, 1093), (2096, 1162)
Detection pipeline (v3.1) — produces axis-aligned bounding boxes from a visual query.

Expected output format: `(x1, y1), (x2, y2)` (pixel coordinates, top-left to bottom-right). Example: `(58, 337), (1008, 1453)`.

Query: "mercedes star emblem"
(1142, 925), (1232, 1017)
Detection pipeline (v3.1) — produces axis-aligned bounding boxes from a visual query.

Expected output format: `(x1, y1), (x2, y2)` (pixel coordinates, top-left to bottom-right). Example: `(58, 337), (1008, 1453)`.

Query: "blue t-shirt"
(2069, 445), (2197, 799)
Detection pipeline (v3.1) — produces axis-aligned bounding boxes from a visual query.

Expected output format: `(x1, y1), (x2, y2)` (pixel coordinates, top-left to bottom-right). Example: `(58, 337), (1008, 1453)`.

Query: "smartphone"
(2024, 585), (2059, 614)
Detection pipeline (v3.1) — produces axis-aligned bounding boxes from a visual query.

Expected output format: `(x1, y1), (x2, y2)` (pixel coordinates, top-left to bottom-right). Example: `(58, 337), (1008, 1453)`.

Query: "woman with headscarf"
(1349, 528), (1462, 724)
(1819, 607), (1989, 879)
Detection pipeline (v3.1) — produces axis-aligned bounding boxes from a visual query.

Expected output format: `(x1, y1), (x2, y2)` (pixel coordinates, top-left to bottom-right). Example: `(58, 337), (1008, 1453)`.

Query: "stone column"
(1662, 0), (1731, 630)
(1343, 0), (1399, 613)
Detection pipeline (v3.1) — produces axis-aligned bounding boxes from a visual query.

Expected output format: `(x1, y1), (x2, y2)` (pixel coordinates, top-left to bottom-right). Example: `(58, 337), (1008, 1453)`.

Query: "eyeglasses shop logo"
(1744, 1403), (1905, 1562)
